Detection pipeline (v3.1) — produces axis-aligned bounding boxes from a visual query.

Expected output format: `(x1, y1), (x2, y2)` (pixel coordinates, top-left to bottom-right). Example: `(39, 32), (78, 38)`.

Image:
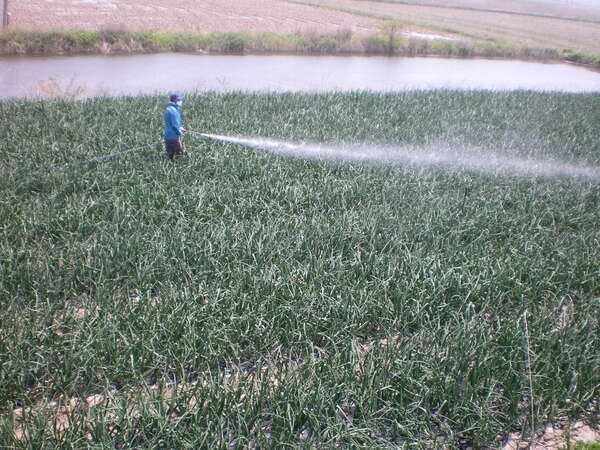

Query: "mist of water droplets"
(199, 133), (600, 181)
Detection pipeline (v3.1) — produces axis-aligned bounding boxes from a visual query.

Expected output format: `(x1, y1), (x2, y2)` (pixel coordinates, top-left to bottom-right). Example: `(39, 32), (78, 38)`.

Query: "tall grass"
(0, 91), (599, 448)
(2, 28), (598, 68)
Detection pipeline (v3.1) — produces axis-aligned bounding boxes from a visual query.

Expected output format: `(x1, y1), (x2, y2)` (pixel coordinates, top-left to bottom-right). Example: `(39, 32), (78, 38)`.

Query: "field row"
(1, 91), (599, 447)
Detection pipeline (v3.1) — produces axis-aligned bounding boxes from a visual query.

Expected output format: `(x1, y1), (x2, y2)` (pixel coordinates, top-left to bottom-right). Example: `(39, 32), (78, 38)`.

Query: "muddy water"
(1, 53), (600, 99)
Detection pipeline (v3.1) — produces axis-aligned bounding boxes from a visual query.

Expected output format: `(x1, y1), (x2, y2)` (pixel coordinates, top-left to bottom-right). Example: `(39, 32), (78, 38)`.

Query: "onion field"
(1, 91), (599, 448)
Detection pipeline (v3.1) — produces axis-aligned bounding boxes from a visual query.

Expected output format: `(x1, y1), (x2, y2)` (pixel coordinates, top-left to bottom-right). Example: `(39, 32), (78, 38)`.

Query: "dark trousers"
(165, 138), (184, 159)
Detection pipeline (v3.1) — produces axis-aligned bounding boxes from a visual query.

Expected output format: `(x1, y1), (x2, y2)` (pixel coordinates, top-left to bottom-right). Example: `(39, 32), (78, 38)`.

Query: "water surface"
(1, 53), (600, 98)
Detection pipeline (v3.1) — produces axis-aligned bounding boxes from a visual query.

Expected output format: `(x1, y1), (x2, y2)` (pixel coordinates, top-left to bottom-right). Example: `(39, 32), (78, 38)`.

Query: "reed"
(2, 28), (598, 68)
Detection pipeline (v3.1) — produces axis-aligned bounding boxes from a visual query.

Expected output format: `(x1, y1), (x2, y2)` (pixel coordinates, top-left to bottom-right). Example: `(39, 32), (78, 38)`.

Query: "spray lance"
(185, 130), (306, 154)
(186, 130), (263, 148)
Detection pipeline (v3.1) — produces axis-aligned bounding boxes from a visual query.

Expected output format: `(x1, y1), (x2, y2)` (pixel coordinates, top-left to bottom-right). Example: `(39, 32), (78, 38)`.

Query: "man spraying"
(164, 93), (186, 159)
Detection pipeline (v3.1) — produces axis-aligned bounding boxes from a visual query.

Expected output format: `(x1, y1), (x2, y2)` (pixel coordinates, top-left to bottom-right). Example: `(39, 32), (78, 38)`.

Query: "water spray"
(187, 131), (600, 182)
(187, 131), (266, 149)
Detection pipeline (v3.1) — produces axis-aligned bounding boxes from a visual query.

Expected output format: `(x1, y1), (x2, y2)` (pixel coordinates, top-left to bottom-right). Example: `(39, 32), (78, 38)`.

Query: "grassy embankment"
(1, 91), (599, 447)
(1, 27), (599, 69)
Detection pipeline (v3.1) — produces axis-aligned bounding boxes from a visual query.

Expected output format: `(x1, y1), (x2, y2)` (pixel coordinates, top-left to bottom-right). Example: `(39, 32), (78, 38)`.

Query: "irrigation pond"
(2, 54), (600, 98)
(0, 82), (599, 447)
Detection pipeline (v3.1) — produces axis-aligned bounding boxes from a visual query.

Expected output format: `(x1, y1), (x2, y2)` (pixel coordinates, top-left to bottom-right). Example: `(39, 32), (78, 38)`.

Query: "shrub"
(69, 30), (99, 48)
(312, 36), (340, 54)
(361, 35), (388, 54)
(209, 31), (247, 53)
(99, 28), (128, 45)
(249, 31), (289, 53)
(562, 49), (586, 63)
(406, 38), (429, 56)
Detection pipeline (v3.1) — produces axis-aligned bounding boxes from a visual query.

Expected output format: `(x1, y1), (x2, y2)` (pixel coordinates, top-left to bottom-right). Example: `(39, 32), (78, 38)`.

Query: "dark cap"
(170, 93), (183, 101)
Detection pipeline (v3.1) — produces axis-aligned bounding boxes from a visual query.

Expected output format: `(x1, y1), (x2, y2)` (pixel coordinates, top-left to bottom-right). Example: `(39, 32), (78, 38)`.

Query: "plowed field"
(306, 0), (600, 55)
(8, 0), (600, 55)
(9, 0), (379, 34)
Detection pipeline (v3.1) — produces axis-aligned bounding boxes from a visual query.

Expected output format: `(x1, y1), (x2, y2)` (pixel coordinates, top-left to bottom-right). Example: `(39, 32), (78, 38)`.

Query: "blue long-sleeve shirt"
(164, 101), (182, 140)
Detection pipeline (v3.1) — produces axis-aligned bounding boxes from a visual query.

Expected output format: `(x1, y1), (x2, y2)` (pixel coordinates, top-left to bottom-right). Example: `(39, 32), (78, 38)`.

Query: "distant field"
(351, 0), (600, 21)
(9, 0), (379, 34)
(7, 0), (600, 56)
(293, 0), (600, 56)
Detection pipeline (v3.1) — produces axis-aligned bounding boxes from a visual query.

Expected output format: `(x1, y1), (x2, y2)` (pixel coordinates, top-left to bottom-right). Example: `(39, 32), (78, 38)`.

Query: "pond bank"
(1, 29), (599, 70)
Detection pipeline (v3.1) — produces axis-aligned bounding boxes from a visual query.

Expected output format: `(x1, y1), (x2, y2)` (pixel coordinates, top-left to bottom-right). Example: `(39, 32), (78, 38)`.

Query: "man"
(164, 93), (186, 159)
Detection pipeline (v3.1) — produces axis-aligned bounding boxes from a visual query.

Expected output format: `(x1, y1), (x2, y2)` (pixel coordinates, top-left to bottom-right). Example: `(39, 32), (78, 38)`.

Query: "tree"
(380, 20), (402, 56)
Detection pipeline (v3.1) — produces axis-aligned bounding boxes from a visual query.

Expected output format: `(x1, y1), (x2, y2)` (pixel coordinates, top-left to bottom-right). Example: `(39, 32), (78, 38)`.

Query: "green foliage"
(575, 443), (600, 450)
(2, 29), (598, 68)
(378, 20), (403, 55)
(69, 30), (99, 47)
(429, 39), (474, 57)
(98, 28), (128, 45)
(361, 34), (388, 54)
(561, 49), (600, 68)
(152, 31), (208, 52)
(208, 31), (248, 53)
(248, 31), (292, 53)
(0, 92), (599, 447)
